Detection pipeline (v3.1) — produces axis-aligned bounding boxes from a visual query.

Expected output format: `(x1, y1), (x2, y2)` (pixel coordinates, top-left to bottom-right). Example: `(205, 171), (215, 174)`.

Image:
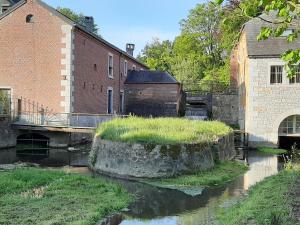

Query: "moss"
(159, 145), (181, 160)
(258, 147), (287, 155)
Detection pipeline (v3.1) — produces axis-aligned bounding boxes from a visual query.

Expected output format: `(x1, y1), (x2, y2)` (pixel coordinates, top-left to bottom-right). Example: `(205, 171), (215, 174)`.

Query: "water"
(0, 148), (89, 167)
(117, 151), (283, 225)
(0, 148), (284, 225)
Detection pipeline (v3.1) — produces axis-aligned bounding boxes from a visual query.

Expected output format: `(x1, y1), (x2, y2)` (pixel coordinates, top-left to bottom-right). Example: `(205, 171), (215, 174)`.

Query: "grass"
(96, 117), (232, 144)
(145, 161), (248, 188)
(216, 165), (300, 225)
(0, 168), (131, 225)
(258, 147), (288, 155)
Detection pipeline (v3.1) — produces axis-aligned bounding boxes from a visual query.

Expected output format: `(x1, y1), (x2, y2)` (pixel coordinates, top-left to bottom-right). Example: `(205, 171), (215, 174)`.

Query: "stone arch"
(271, 108), (300, 147)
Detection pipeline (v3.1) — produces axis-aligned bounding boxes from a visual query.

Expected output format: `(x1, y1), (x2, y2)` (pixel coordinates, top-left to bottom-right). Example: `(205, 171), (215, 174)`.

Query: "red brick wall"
(73, 28), (147, 114)
(0, 0), (66, 113)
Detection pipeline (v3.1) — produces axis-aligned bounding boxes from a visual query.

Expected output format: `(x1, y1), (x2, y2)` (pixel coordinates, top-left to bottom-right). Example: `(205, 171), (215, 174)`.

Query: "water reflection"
(0, 148), (89, 167)
(119, 151), (283, 225)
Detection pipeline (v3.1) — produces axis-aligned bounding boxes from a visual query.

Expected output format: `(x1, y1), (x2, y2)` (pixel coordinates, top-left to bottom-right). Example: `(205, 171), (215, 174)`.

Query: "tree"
(57, 7), (99, 34)
(180, 2), (223, 67)
(217, 0), (300, 77)
(137, 38), (173, 72)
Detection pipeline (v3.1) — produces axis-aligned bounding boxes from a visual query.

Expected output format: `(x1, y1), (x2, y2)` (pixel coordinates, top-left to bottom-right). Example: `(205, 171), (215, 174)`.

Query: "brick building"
(124, 70), (185, 117)
(0, 0), (147, 118)
(231, 12), (300, 148)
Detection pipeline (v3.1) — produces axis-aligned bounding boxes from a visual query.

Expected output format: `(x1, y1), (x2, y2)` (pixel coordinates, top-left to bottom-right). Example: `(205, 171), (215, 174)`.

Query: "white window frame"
(107, 87), (114, 114)
(124, 60), (128, 77)
(132, 64), (136, 70)
(269, 65), (284, 85)
(108, 53), (114, 78)
(120, 90), (125, 114)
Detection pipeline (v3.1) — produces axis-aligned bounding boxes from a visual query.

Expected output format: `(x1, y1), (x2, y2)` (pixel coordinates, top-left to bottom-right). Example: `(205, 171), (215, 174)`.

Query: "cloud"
(101, 27), (178, 57)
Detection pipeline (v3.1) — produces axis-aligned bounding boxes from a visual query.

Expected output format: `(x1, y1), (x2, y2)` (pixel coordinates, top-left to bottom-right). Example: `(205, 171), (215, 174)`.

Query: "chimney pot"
(126, 43), (135, 56)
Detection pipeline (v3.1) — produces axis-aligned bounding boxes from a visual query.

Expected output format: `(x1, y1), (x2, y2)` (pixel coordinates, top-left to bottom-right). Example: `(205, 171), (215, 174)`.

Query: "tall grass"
(96, 117), (232, 144)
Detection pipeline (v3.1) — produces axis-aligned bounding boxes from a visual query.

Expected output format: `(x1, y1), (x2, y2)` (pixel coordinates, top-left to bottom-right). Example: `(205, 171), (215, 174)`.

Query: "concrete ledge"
(89, 133), (235, 179)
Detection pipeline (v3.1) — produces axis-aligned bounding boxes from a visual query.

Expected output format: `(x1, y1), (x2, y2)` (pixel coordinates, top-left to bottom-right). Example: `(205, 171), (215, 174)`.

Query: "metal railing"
(12, 111), (123, 128)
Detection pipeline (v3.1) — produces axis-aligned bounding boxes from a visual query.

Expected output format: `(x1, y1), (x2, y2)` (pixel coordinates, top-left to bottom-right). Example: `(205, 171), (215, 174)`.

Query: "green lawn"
(0, 168), (131, 225)
(145, 161), (248, 188)
(216, 165), (300, 225)
(258, 147), (287, 155)
(96, 117), (232, 144)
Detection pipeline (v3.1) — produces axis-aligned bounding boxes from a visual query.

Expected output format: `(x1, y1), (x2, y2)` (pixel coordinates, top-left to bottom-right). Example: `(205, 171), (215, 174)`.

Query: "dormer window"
(26, 14), (34, 23)
(280, 29), (294, 37)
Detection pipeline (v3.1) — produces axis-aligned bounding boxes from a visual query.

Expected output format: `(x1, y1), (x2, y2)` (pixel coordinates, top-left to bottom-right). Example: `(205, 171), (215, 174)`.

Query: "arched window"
(26, 14), (34, 23)
(279, 115), (300, 135)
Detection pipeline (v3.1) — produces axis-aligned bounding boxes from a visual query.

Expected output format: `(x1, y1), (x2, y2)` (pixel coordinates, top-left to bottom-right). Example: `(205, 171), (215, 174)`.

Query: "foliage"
(57, 7), (99, 34)
(146, 161), (248, 188)
(216, 166), (300, 225)
(0, 89), (10, 115)
(217, 0), (300, 78)
(96, 117), (232, 144)
(258, 147), (288, 155)
(137, 38), (173, 72)
(0, 168), (131, 225)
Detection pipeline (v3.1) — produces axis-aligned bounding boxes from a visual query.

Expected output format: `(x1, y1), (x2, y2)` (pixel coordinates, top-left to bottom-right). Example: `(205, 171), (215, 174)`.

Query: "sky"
(43, 0), (203, 57)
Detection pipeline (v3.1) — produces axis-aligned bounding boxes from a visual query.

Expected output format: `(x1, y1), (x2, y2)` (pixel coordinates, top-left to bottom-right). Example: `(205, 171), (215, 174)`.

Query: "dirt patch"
(290, 178), (300, 222)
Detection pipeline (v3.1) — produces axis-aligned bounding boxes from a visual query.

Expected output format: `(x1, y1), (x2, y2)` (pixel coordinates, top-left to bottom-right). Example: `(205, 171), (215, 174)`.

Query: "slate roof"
(125, 70), (179, 84)
(0, 0), (147, 68)
(244, 11), (300, 58)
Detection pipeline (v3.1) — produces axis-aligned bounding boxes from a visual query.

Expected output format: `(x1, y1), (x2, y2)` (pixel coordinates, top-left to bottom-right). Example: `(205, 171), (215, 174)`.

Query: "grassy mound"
(96, 117), (232, 144)
(0, 168), (131, 225)
(258, 147), (287, 155)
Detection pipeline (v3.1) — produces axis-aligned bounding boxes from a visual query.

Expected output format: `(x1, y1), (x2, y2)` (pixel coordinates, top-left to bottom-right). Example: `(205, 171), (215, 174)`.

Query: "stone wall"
(212, 93), (239, 126)
(246, 58), (300, 147)
(89, 133), (235, 179)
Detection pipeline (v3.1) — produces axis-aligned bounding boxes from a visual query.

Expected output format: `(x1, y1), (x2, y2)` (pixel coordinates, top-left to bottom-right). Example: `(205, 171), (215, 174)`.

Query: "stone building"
(124, 70), (185, 117)
(231, 12), (300, 148)
(0, 0), (147, 117)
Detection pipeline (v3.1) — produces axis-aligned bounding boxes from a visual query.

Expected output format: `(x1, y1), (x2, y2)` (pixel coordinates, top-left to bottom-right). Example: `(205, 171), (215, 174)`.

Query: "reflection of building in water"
(243, 155), (278, 190)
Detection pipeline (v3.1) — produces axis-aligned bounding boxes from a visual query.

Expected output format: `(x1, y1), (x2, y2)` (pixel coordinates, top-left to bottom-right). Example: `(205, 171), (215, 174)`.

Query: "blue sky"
(43, 0), (203, 56)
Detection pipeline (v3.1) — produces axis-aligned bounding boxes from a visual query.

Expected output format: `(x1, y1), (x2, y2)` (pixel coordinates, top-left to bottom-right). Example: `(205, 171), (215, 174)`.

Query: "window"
(132, 65), (136, 70)
(94, 64), (97, 71)
(279, 115), (300, 135)
(124, 60), (128, 76)
(26, 14), (34, 23)
(120, 91), (124, 114)
(289, 67), (300, 84)
(1, 6), (8, 13)
(107, 88), (113, 114)
(108, 54), (113, 78)
(281, 29), (294, 37)
(0, 89), (11, 116)
(270, 66), (283, 84)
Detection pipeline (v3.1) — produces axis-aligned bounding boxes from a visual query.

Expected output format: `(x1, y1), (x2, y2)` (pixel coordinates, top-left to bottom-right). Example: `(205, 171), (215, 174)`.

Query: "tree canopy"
(57, 7), (99, 34)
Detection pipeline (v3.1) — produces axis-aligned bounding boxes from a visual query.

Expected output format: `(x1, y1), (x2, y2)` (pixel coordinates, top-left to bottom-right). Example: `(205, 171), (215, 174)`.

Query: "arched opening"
(26, 14), (34, 23)
(278, 115), (300, 149)
(17, 133), (49, 156)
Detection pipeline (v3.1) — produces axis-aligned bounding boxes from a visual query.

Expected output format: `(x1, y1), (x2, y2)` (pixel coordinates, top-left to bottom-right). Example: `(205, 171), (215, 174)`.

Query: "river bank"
(0, 167), (131, 225)
(216, 164), (300, 225)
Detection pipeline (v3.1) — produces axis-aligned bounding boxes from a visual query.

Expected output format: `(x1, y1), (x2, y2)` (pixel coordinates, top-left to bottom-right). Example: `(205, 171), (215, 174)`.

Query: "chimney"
(84, 16), (94, 33)
(126, 43), (135, 56)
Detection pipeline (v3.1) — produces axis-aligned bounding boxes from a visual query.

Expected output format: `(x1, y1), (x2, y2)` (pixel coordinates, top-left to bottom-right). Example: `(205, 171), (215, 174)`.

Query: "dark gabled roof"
(244, 11), (300, 58)
(0, 0), (147, 68)
(125, 70), (179, 84)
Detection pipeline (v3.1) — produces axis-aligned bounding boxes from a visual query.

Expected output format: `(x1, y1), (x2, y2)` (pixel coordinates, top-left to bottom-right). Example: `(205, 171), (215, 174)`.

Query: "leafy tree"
(137, 38), (173, 72)
(57, 7), (99, 34)
(217, 0), (300, 77)
(180, 2), (223, 67)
